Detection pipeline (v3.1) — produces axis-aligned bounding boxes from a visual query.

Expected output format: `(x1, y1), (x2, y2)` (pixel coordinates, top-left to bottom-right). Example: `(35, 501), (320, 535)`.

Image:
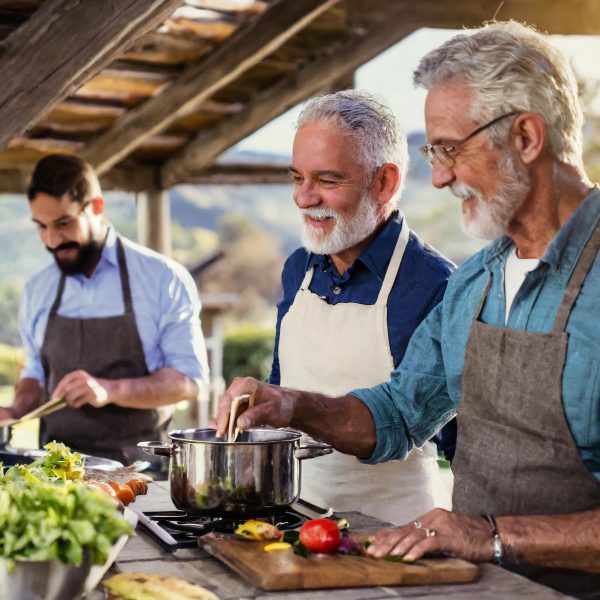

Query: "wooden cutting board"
(201, 530), (479, 591)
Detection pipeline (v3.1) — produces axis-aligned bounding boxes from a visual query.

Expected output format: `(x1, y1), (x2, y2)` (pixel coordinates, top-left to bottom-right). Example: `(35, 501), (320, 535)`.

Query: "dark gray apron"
(453, 220), (600, 598)
(40, 237), (170, 465)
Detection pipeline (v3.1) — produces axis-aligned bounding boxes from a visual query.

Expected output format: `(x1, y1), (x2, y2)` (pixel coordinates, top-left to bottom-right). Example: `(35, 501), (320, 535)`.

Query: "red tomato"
(299, 519), (341, 554)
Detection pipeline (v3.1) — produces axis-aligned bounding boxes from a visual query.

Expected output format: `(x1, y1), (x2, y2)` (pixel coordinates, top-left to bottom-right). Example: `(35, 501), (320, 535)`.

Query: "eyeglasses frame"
(419, 111), (521, 167)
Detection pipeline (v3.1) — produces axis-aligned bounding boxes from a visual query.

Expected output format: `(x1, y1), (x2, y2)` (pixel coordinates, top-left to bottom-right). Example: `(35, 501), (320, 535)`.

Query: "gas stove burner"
(137, 499), (336, 552)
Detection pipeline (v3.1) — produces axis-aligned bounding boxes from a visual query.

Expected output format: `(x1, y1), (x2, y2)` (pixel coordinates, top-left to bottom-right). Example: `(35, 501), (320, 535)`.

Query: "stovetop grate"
(137, 500), (335, 552)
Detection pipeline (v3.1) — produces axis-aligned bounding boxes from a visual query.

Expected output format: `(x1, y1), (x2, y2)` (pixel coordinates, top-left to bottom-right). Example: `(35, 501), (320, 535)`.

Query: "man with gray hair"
(217, 22), (600, 597)
(268, 90), (455, 525)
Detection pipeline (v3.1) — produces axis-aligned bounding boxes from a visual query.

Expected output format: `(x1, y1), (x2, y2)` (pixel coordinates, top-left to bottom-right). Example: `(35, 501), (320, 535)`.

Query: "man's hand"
(365, 508), (493, 563)
(0, 406), (14, 425)
(53, 370), (115, 409)
(213, 377), (296, 437)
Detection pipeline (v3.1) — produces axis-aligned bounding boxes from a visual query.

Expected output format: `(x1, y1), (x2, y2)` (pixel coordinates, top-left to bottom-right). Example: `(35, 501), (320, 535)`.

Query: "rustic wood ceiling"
(0, 0), (598, 193)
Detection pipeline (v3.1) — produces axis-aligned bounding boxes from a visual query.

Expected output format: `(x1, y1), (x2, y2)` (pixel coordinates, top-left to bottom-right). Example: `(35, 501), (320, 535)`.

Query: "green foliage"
(223, 325), (275, 384)
(0, 344), (22, 386)
(0, 281), (23, 347)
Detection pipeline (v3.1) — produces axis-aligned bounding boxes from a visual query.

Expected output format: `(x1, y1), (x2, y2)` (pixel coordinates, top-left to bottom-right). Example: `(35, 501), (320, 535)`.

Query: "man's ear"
(90, 197), (104, 215)
(372, 163), (401, 207)
(512, 112), (546, 165)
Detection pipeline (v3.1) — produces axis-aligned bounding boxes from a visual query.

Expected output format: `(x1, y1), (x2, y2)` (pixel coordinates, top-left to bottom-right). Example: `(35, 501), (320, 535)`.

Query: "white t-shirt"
(504, 247), (540, 324)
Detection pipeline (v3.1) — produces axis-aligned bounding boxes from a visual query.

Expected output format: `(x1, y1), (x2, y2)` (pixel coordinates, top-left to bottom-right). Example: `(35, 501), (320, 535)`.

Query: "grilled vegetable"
(104, 572), (218, 600)
(234, 519), (282, 541)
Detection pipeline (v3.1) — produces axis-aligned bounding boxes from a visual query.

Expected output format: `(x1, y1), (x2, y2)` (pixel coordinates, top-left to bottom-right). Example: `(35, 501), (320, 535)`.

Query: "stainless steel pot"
(138, 428), (332, 516)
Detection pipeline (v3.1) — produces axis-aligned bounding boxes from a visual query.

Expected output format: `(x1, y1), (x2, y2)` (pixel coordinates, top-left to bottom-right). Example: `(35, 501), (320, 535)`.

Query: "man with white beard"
(268, 90), (455, 525)
(217, 22), (600, 598)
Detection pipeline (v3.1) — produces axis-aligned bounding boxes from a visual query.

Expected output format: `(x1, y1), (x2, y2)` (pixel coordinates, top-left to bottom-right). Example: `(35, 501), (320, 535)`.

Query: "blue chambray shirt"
(353, 188), (600, 482)
(19, 224), (209, 389)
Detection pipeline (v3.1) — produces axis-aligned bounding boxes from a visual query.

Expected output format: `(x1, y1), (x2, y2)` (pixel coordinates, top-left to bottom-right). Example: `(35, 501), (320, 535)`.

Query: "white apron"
(279, 222), (451, 524)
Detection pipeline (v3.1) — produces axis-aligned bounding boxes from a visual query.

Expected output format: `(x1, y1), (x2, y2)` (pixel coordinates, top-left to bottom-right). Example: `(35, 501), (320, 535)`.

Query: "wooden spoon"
(227, 391), (255, 443)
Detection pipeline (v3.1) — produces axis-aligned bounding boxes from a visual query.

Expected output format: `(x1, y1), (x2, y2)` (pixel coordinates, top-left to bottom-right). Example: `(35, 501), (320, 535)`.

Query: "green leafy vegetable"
(27, 441), (85, 481)
(0, 478), (133, 569)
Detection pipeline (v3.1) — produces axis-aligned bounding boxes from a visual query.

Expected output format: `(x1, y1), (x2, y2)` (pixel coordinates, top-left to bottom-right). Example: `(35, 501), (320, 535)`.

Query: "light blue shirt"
(19, 224), (208, 387)
(353, 188), (600, 482)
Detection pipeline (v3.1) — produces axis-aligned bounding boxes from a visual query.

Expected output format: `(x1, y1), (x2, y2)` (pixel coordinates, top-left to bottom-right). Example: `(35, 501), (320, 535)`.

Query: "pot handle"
(295, 440), (333, 460)
(137, 441), (173, 457)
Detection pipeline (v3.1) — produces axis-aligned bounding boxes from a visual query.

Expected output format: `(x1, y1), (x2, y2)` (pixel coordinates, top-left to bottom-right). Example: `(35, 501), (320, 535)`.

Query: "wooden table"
(91, 481), (571, 599)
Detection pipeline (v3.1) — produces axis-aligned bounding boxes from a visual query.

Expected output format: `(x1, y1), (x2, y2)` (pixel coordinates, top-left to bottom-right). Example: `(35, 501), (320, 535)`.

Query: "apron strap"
(553, 217), (600, 332)
(299, 263), (315, 291)
(116, 237), (134, 313)
(376, 220), (410, 304)
(473, 275), (492, 321)
(49, 273), (67, 316)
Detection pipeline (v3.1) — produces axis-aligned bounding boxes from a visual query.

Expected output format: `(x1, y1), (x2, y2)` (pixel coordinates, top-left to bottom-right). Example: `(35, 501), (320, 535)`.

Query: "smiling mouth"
(304, 215), (334, 227)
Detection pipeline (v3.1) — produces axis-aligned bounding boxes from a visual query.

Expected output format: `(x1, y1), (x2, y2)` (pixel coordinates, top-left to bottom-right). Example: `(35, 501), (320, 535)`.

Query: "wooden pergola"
(0, 0), (599, 254)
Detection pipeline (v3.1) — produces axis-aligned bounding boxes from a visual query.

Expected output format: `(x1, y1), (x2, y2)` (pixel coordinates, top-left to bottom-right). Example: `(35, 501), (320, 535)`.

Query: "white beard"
(301, 191), (380, 255)
(452, 151), (531, 241)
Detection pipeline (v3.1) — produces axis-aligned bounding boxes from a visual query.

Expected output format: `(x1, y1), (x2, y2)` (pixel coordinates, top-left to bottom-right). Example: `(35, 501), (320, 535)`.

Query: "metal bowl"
(0, 553), (93, 600)
(0, 509), (137, 600)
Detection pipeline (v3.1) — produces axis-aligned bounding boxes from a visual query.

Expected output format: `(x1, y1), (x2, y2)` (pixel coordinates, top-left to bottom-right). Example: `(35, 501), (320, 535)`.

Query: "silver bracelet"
(482, 514), (503, 565)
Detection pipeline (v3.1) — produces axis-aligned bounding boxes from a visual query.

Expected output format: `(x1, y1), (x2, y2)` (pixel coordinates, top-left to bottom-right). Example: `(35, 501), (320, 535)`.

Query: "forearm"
(106, 367), (199, 410)
(9, 377), (43, 418)
(498, 507), (600, 572)
(288, 389), (376, 457)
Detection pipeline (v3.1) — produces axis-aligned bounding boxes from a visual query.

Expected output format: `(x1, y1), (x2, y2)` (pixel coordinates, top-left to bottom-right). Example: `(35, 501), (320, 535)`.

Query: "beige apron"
(279, 222), (451, 524)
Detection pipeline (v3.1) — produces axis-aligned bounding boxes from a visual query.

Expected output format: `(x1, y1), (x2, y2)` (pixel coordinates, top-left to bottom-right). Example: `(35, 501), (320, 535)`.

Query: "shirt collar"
(305, 211), (404, 280)
(482, 187), (600, 274)
(97, 222), (118, 270)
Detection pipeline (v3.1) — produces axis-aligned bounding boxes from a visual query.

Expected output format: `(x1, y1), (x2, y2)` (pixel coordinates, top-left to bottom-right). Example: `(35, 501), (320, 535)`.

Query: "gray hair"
(296, 89), (409, 196)
(413, 21), (584, 173)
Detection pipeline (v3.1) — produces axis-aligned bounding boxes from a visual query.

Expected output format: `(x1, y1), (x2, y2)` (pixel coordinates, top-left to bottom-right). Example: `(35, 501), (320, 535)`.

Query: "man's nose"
(42, 227), (62, 250)
(431, 159), (456, 189)
(294, 182), (320, 209)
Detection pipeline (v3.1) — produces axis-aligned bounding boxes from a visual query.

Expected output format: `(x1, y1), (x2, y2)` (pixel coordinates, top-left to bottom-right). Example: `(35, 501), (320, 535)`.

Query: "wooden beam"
(81, 0), (341, 175)
(160, 8), (416, 186)
(184, 163), (291, 185)
(160, 0), (600, 186)
(348, 0), (600, 35)
(0, 0), (183, 150)
(0, 162), (159, 194)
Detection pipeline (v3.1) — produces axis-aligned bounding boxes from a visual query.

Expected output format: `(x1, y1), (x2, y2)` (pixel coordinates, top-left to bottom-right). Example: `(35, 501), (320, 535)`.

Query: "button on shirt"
(354, 189), (600, 482)
(19, 224), (208, 387)
(270, 212), (455, 382)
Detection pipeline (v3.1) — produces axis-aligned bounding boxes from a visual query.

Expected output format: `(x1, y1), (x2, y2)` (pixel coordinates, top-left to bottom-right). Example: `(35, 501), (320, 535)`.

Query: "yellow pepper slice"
(263, 542), (292, 552)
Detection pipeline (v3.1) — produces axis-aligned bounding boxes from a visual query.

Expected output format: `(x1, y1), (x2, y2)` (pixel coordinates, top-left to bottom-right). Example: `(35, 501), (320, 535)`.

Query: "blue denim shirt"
(354, 188), (600, 482)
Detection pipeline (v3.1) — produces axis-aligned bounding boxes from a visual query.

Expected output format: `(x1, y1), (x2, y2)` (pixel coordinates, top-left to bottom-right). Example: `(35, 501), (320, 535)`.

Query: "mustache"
(46, 242), (80, 254)
(450, 183), (481, 201)
(301, 207), (338, 219)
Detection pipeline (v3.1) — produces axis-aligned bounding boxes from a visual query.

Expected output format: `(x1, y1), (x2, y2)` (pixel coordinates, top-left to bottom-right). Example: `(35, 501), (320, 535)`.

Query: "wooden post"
(137, 190), (172, 256)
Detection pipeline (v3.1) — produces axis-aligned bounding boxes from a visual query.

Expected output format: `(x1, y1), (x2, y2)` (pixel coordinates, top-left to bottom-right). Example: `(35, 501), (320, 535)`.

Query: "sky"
(237, 28), (600, 156)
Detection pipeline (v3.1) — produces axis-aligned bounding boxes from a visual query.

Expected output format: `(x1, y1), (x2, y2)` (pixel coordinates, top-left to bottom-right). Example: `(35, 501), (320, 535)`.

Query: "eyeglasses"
(419, 111), (520, 168)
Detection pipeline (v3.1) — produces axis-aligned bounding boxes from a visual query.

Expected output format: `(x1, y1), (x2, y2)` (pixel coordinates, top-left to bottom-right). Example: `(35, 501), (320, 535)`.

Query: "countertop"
(91, 480), (572, 600)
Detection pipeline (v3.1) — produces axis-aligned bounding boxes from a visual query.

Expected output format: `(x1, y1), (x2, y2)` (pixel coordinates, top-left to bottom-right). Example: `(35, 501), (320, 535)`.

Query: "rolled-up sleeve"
(351, 302), (456, 464)
(157, 263), (209, 385)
